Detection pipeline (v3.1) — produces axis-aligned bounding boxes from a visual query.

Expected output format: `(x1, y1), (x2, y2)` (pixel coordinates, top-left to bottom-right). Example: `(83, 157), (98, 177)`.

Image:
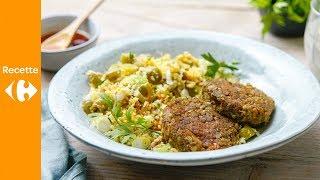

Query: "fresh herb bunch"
(201, 52), (239, 79)
(250, 0), (311, 36)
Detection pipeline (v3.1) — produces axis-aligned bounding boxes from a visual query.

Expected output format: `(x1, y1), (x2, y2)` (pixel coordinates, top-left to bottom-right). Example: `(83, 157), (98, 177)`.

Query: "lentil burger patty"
(162, 97), (240, 152)
(203, 79), (275, 126)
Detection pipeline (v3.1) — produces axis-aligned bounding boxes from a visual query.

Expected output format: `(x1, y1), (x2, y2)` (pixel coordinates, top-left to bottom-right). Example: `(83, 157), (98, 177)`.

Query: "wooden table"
(42, 0), (320, 179)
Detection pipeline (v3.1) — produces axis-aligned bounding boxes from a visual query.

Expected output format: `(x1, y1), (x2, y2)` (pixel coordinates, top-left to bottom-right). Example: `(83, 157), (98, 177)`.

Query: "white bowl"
(48, 31), (320, 166)
(41, 14), (100, 72)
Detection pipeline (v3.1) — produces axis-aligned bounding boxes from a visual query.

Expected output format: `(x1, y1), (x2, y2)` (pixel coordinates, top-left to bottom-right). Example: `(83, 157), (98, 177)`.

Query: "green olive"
(147, 68), (162, 84)
(139, 83), (153, 97)
(87, 72), (102, 88)
(91, 99), (108, 113)
(187, 87), (198, 97)
(82, 100), (93, 114)
(239, 125), (257, 140)
(105, 69), (121, 81)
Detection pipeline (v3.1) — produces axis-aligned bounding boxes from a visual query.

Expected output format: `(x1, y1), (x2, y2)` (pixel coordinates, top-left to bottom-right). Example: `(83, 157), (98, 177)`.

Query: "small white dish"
(48, 31), (320, 166)
(41, 14), (100, 72)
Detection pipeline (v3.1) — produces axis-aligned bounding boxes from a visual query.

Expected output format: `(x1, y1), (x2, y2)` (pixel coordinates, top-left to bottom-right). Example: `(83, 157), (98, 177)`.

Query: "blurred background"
(42, 0), (306, 62)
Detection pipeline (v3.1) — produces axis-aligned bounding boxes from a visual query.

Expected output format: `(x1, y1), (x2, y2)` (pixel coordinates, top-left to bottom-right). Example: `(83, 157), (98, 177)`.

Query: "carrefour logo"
(5, 80), (37, 102)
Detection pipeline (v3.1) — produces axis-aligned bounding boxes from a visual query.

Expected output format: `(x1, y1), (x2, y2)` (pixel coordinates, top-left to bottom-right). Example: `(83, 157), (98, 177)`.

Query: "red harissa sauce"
(41, 31), (89, 47)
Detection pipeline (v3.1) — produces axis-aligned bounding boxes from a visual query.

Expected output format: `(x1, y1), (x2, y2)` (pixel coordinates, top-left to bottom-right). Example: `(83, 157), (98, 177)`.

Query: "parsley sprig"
(250, 0), (311, 36)
(201, 52), (239, 79)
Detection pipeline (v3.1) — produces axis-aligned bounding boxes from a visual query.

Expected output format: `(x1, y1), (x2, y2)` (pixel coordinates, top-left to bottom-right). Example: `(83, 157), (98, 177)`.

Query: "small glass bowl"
(304, 0), (320, 80)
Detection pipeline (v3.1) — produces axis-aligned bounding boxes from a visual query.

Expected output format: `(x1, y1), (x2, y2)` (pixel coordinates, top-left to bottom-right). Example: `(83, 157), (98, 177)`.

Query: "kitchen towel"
(41, 91), (87, 180)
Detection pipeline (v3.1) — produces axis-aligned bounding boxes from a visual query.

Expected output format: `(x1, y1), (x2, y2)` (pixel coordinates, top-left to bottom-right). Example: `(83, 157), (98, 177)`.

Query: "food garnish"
(201, 52), (239, 79)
